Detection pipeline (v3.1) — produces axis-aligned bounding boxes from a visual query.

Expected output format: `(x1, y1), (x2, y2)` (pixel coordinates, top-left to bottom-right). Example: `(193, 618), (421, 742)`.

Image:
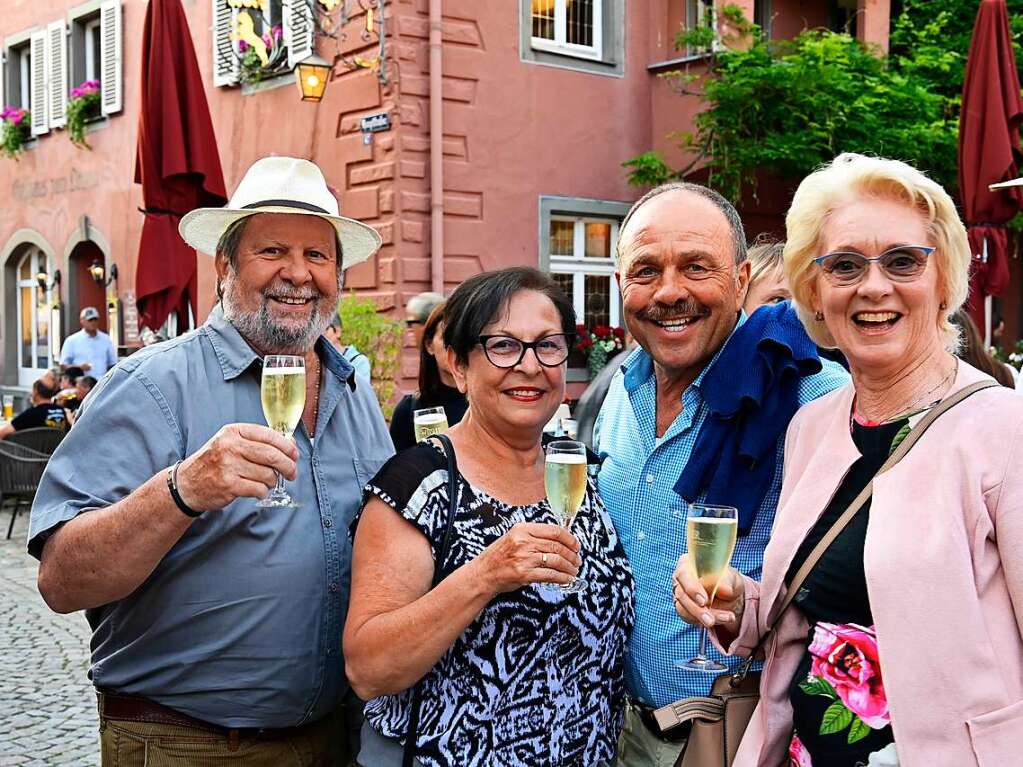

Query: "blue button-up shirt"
(29, 306), (394, 728)
(594, 317), (848, 708)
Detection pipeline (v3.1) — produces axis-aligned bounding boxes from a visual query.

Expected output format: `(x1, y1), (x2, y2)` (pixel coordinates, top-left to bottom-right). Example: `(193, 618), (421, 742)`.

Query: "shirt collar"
(621, 311), (748, 396)
(204, 304), (357, 390)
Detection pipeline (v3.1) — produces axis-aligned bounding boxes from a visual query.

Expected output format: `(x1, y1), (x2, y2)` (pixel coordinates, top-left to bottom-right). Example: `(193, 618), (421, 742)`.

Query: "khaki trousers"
(616, 700), (687, 767)
(99, 716), (336, 767)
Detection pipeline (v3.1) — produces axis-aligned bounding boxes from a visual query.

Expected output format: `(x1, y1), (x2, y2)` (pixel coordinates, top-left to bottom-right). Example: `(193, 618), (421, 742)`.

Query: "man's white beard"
(221, 271), (339, 355)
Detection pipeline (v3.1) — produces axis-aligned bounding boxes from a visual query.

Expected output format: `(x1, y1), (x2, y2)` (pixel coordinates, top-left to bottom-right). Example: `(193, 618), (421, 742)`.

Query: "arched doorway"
(14, 247), (57, 386)
(68, 241), (109, 334)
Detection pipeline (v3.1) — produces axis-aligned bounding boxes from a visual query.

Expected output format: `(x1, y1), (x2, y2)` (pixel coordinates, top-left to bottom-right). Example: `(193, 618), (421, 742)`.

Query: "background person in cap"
(59, 306), (118, 378)
(30, 156), (393, 766)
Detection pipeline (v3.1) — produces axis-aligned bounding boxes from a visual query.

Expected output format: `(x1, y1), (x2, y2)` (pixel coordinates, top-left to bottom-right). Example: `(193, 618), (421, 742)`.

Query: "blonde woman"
(743, 237), (791, 314)
(673, 154), (1023, 767)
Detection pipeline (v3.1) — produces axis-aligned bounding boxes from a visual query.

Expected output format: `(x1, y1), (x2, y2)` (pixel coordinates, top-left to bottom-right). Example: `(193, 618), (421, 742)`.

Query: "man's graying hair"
(616, 182), (748, 267)
(214, 215), (345, 299)
(217, 218), (251, 270)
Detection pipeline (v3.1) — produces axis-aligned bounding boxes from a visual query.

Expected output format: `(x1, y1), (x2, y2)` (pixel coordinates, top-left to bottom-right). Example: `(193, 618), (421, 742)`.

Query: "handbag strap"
(737, 379), (998, 677)
(402, 433), (460, 767)
(654, 380), (998, 732)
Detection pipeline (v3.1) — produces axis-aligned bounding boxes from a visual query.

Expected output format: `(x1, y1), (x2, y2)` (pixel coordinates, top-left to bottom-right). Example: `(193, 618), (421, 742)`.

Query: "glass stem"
(697, 626), (710, 660)
(273, 470), (285, 496)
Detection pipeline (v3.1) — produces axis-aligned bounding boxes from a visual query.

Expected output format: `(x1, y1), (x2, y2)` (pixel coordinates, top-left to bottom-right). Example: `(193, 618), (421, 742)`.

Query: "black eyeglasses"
(814, 246), (935, 287)
(477, 334), (574, 368)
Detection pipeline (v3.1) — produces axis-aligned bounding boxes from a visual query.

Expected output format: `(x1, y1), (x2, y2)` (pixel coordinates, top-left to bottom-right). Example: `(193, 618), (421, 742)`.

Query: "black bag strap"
(402, 433), (460, 767)
(732, 379), (998, 682)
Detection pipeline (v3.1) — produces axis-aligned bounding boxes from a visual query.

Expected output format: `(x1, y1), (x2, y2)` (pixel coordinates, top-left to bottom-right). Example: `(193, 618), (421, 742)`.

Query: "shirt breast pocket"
(353, 455), (388, 488)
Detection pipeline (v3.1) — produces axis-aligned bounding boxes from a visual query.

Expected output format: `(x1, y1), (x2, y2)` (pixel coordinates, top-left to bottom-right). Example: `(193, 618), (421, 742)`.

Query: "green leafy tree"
(626, 2), (1023, 203)
(336, 292), (404, 417)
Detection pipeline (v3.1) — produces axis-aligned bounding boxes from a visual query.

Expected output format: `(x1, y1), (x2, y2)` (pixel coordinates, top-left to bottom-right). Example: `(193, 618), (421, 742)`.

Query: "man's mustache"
(261, 282), (322, 302)
(638, 299), (710, 322)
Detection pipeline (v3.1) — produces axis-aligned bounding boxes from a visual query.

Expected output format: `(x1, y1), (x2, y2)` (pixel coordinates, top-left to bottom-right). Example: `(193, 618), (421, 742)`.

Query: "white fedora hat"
(179, 156), (381, 270)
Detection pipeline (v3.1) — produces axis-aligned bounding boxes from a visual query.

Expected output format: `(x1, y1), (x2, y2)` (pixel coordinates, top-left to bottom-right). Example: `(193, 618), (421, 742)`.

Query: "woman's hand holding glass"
(672, 554), (745, 629)
(471, 522), (581, 594)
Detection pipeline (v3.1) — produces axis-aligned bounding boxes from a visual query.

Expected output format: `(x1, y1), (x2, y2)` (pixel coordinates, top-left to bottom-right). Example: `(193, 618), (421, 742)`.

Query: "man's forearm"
(37, 469), (195, 613)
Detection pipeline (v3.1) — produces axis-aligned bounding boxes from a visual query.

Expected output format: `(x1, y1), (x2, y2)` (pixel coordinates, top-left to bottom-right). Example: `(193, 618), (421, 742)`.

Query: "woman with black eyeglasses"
(345, 267), (635, 767)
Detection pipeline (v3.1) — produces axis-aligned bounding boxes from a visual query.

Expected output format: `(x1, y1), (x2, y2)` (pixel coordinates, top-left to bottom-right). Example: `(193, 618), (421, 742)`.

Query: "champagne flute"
(543, 439), (589, 594)
(678, 503), (738, 672)
(413, 406), (449, 442)
(258, 355), (305, 508)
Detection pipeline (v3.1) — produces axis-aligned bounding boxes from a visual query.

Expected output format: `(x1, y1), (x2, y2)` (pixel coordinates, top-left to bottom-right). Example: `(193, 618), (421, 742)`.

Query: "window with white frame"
(68, 0), (123, 117)
(72, 14), (101, 83)
(548, 216), (621, 337)
(3, 42), (32, 112)
(684, 0), (717, 56)
(531, 0), (602, 60)
(16, 248), (56, 386)
(213, 0), (312, 88)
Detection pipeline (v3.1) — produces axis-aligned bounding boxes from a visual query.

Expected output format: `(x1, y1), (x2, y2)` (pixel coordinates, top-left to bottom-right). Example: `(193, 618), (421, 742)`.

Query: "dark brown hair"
(443, 267), (576, 364)
(951, 310), (1015, 388)
(416, 302), (448, 406)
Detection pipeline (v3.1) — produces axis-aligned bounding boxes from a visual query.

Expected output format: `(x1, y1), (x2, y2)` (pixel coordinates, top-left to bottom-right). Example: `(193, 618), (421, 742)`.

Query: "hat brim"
(178, 206), (382, 271)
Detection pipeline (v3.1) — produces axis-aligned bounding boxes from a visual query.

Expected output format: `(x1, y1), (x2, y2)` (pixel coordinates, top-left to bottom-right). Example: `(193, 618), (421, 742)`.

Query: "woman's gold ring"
(541, 552), (548, 567)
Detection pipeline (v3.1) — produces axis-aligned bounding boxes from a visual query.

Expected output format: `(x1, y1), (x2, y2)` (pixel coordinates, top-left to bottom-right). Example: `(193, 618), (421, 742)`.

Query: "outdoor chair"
(7, 427), (65, 455)
(0, 441), (51, 539)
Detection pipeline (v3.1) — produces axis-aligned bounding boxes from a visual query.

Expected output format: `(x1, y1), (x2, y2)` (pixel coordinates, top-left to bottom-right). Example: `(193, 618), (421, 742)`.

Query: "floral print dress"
(784, 416), (908, 767)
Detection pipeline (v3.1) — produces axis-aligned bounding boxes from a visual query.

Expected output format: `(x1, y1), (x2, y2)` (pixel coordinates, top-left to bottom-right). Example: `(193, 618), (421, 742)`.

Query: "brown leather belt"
(633, 698), (691, 743)
(97, 691), (315, 741)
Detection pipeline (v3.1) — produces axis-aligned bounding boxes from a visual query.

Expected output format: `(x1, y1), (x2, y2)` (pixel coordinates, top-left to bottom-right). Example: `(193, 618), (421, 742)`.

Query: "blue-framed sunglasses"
(814, 246), (935, 287)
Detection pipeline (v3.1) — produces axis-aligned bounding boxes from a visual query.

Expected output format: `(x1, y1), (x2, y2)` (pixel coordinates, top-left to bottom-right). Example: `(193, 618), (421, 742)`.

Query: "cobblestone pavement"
(0, 507), (98, 766)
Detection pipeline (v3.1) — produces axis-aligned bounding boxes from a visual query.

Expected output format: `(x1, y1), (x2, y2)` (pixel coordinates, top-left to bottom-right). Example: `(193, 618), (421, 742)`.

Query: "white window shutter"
(100, 0), (123, 114)
(30, 30), (49, 136)
(212, 0), (239, 87)
(284, 0), (315, 70)
(48, 21), (68, 128)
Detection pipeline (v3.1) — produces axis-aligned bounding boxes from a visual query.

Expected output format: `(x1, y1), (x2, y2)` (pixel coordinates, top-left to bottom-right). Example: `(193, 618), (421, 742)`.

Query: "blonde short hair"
(748, 236), (786, 287)
(783, 153), (970, 351)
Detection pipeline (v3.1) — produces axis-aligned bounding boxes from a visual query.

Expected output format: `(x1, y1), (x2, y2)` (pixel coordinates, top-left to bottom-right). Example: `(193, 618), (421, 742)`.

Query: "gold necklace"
(856, 358), (958, 424)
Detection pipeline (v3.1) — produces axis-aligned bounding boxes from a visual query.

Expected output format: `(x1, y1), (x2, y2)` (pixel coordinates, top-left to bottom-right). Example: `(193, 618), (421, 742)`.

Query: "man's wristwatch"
(166, 460), (203, 518)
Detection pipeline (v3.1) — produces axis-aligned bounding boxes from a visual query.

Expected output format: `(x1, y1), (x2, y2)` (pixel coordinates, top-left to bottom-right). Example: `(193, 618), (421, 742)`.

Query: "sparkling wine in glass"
(258, 355), (305, 508)
(413, 406), (449, 442)
(678, 503), (738, 672)
(543, 439), (589, 594)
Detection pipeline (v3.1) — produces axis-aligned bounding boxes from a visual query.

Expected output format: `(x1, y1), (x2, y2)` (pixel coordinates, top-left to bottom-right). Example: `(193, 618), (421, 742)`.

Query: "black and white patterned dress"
(355, 442), (635, 767)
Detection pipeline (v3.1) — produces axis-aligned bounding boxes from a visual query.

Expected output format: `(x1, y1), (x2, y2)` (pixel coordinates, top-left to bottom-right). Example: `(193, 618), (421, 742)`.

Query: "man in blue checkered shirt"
(594, 183), (848, 766)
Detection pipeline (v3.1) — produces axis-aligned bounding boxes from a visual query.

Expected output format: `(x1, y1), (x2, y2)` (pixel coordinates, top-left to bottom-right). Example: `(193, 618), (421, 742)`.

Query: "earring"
(814, 311), (824, 322)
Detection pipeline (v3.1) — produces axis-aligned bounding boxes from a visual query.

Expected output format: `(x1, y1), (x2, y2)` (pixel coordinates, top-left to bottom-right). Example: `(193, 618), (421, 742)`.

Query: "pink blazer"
(722, 362), (1023, 767)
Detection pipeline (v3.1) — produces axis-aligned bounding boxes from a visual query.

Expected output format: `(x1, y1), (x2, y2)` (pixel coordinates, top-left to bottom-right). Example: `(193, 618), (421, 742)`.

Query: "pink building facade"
(0, 0), (891, 397)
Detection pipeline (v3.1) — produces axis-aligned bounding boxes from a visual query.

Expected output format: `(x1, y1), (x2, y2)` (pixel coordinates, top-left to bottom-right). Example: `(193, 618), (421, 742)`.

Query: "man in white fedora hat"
(29, 156), (394, 765)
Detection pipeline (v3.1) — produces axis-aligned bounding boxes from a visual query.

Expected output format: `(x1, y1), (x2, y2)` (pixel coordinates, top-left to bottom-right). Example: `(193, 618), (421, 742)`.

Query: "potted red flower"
(575, 324), (626, 378)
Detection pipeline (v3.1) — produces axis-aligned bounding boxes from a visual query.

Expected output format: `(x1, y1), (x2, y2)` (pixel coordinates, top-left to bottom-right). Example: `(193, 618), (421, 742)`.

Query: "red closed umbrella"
(958, 0), (1023, 334)
(135, 0), (227, 333)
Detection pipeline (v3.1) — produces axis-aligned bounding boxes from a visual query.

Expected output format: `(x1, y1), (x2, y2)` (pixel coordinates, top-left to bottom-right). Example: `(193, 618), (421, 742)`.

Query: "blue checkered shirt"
(594, 319), (849, 708)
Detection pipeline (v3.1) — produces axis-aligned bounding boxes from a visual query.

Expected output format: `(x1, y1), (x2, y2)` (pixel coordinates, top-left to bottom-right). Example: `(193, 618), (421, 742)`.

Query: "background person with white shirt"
(59, 307), (118, 378)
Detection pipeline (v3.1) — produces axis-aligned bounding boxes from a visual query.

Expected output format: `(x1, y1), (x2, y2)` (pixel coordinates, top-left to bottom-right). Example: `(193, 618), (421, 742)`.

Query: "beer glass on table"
(413, 406), (449, 442)
(2, 395), (12, 421)
(678, 503), (738, 672)
(258, 355), (305, 508)
(542, 439), (589, 594)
